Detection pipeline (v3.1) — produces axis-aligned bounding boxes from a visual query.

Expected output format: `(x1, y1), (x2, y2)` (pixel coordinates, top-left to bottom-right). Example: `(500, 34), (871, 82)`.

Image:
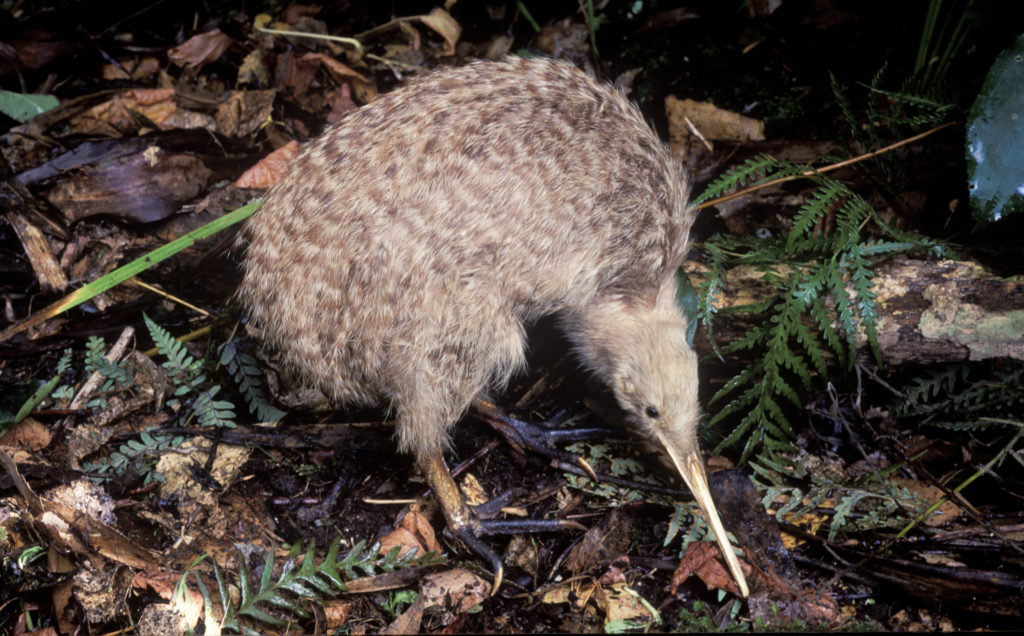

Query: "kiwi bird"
(238, 56), (749, 597)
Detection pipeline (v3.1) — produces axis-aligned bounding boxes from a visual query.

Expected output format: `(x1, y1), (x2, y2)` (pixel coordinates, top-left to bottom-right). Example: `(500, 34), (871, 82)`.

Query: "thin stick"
(693, 121), (958, 211)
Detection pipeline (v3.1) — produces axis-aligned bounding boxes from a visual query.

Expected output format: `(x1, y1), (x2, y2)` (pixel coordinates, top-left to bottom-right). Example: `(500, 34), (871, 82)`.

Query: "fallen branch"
(685, 257), (1024, 365)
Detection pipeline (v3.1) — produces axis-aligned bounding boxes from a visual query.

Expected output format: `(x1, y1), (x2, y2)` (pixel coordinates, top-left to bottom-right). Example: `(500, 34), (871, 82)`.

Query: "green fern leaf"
(221, 340), (287, 422)
(692, 154), (778, 206)
(787, 181), (847, 253)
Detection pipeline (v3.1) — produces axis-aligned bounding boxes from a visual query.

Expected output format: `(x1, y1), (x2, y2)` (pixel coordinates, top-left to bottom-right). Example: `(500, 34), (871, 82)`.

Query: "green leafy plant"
(894, 360), (1024, 429)
(696, 155), (948, 462)
(564, 441), (729, 552)
(830, 67), (954, 188)
(72, 316), (282, 482)
(5, 348), (72, 429)
(751, 452), (932, 542)
(380, 589), (418, 618)
(145, 313), (237, 428)
(219, 340), (286, 422)
(671, 601), (750, 633)
(83, 337), (134, 410)
(82, 428), (184, 484)
(914, 0), (978, 91)
(187, 538), (444, 634)
(0, 89), (59, 122)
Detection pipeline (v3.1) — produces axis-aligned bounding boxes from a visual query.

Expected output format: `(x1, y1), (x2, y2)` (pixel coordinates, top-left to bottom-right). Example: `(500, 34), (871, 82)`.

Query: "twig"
(693, 121), (959, 211)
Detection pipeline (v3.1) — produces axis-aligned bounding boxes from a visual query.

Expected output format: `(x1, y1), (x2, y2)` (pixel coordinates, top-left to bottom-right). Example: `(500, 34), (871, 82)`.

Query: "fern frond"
(787, 181), (848, 253)
(691, 154), (780, 206)
(194, 387), (238, 429)
(829, 71), (860, 146)
(194, 538), (444, 632)
(808, 296), (848, 370)
(696, 132), (951, 460)
(834, 193), (874, 252)
(693, 154), (814, 209)
(707, 362), (762, 408)
(848, 249), (882, 365)
(220, 340), (287, 422)
(145, 314), (200, 379)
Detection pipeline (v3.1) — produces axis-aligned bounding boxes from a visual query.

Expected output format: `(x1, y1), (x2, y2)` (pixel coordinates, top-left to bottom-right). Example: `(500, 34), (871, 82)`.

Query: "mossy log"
(683, 258), (1024, 365)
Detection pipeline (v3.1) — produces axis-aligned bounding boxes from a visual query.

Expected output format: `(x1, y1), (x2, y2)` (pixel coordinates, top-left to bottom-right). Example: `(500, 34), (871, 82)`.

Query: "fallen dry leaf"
(155, 437), (251, 506)
(324, 84), (358, 123)
(893, 477), (963, 526)
(322, 599), (351, 631)
(419, 7), (462, 56)
(46, 149), (213, 223)
(72, 562), (134, 623)
(301, 52), (377, 103)
(45, 478), (116, 525)
(541, 579), (596, 610)
(566, 507), (632, 574)
(532, 17), (589, 59)
(280, 52), (320, 99)
(236, 140), (299, 188)
(598, 557), (630, 585)
(132, 57), (161, 80)
(53, 580), (75, 634)
(670, 541), (746, 597)
(102, 63), (132, 81)
(748, 589), (843, 629)
(68, 88), (177, 136)
(168, 28), (234, 71)
(132, 569), (205, 633)
(665, 95), (765, 158)
(136, 603), (196, 636)
(458, 471), (489, 506)
(0, 417), (53, 450)
(383, 568), (489, 634)
(379, 509), (440, 559)
(238, 48), (271, 86)
(215, 89), (275, 137)
(594, 582), (656, 628)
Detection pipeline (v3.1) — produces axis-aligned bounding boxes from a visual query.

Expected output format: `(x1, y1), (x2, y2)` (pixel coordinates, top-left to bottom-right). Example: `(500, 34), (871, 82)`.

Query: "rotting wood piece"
(685, 257), (1024, 364)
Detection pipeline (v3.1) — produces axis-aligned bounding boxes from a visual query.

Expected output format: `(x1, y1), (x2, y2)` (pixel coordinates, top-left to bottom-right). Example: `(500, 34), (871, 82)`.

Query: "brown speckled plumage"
(238, 57), (748, 596)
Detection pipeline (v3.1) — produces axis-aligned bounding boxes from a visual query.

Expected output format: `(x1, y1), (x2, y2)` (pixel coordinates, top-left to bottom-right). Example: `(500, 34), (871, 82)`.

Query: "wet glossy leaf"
(966, 32), (1024, 223)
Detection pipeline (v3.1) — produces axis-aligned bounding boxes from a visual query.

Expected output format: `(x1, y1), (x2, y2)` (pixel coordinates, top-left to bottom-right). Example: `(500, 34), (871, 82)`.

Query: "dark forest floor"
(2, 1), (1024, 633)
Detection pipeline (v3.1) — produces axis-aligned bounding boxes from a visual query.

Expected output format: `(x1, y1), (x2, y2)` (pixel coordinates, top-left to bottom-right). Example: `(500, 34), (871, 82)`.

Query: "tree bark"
(683, 258), (1024, 365)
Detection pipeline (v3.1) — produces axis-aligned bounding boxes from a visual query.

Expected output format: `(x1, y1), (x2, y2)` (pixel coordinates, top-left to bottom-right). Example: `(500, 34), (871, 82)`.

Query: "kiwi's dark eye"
(645, 406), (660, 419)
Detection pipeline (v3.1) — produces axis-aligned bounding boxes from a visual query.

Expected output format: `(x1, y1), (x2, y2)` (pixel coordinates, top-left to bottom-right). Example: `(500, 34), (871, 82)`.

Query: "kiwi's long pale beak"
(655, 431), (750, 598)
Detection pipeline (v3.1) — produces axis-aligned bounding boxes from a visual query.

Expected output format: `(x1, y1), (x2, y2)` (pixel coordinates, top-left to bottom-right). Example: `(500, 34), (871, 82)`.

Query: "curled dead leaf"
(379, 509), (439, 558)
(670, 541), (747, 597)
(300, 52), (376, 103)
(0, 417), (53, 450)
(236, 140), (299, 189)
(665, 95), (765, 159)
(383, 568), (489, 634)
(69, 88), (177, 136)
(168, 29), (234, 71)
(419, 7), (461, 56)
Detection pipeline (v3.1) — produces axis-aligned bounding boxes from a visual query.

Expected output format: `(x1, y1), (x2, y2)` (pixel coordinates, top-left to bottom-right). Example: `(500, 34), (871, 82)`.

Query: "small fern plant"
(829, 64), (955, 187)
(750, 451), (933, 541)
(184, 538), (444, 634)
(695, 155), (949, 462)
(82, 336), (134, 410)
(894, 360), (1024, 430)
(75, 317), (284, 482)
(219, 339), (286, 422)
(145, 313), (237, 428)
(83, 428), (184, 485)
